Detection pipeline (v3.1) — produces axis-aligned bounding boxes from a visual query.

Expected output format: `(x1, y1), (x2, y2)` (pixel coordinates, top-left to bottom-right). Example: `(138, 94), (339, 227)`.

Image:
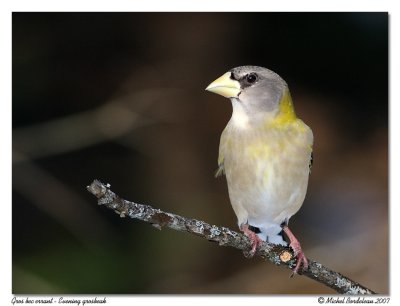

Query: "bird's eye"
(245, 73), (258, 84)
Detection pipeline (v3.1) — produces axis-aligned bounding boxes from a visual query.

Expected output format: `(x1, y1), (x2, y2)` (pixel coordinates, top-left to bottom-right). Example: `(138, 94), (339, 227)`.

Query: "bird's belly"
(225, 143), (310, 226)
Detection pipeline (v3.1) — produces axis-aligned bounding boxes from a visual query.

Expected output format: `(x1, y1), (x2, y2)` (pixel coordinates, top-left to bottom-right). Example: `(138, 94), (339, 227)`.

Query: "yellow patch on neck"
(265, 89), (297, 127)
(276, 89), (297, 123)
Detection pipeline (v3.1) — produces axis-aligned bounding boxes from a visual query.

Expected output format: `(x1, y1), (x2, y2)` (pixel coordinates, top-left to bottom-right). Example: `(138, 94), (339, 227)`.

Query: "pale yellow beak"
(205, 72), (241, 98)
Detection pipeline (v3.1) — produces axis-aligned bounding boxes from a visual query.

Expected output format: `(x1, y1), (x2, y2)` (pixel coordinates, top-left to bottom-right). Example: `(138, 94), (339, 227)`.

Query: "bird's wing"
(215, 163), (225, 177)
(304, 122), (314, 174)
(215, 128), (227, 177)
(295, 118), (314, 174)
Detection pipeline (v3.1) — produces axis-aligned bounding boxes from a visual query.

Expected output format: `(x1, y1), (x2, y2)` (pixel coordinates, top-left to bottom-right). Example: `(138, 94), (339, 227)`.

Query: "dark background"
(12, 12), (388, 294)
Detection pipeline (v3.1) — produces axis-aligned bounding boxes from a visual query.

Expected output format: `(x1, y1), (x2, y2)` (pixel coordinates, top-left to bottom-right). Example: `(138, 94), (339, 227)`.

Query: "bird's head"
(206, 66), (296, 127)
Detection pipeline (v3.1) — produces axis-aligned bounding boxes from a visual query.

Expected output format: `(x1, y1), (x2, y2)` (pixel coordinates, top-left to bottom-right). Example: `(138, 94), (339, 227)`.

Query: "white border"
(2, 1), (397, 305)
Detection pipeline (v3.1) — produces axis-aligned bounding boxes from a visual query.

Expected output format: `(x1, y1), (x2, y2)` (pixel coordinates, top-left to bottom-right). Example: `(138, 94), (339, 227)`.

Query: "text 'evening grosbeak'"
(206, 66), (313, 273)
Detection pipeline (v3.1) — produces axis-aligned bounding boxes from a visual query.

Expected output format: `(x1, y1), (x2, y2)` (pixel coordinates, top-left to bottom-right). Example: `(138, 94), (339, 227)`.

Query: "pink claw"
(240, 224), (263, 257)
(283, 226), (308, 274)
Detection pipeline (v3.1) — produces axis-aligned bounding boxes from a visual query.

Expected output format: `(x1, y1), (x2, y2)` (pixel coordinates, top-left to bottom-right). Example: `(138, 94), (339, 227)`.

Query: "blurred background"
(12, 12), (388, 294)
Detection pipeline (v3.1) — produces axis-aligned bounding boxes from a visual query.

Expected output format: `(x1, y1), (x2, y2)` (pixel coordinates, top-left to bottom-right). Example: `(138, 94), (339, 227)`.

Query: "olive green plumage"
(206, 66), (313, 246)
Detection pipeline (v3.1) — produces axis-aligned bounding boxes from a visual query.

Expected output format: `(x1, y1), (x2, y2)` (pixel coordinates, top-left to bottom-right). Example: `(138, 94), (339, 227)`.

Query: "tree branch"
(86, 179), (376, 294)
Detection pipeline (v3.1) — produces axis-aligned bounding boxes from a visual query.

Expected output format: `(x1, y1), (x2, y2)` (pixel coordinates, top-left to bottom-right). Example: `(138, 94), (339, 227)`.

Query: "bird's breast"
(222, 121), (312, 224)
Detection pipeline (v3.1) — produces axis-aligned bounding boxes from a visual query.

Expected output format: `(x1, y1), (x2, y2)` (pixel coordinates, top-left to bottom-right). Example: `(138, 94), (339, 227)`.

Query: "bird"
(205, 66), (313, 274)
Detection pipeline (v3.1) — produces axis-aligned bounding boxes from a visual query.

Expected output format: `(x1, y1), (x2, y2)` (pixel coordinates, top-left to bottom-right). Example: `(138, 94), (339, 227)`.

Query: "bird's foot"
(282, 226), (308, 275)
(240, 224), (263, 257)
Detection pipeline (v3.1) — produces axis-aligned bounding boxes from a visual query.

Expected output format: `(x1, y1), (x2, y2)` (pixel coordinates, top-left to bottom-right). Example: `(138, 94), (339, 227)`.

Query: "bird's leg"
(240, 224), (263, 257)
(282, 226), (308, 275)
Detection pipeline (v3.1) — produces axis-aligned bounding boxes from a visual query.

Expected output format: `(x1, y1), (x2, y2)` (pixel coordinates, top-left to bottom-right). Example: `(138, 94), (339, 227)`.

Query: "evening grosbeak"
(206, 66), (313, 273)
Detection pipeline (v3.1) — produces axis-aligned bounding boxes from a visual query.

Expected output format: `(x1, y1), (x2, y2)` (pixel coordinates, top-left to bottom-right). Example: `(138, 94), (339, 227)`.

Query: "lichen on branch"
(86, 179), (376, 295)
